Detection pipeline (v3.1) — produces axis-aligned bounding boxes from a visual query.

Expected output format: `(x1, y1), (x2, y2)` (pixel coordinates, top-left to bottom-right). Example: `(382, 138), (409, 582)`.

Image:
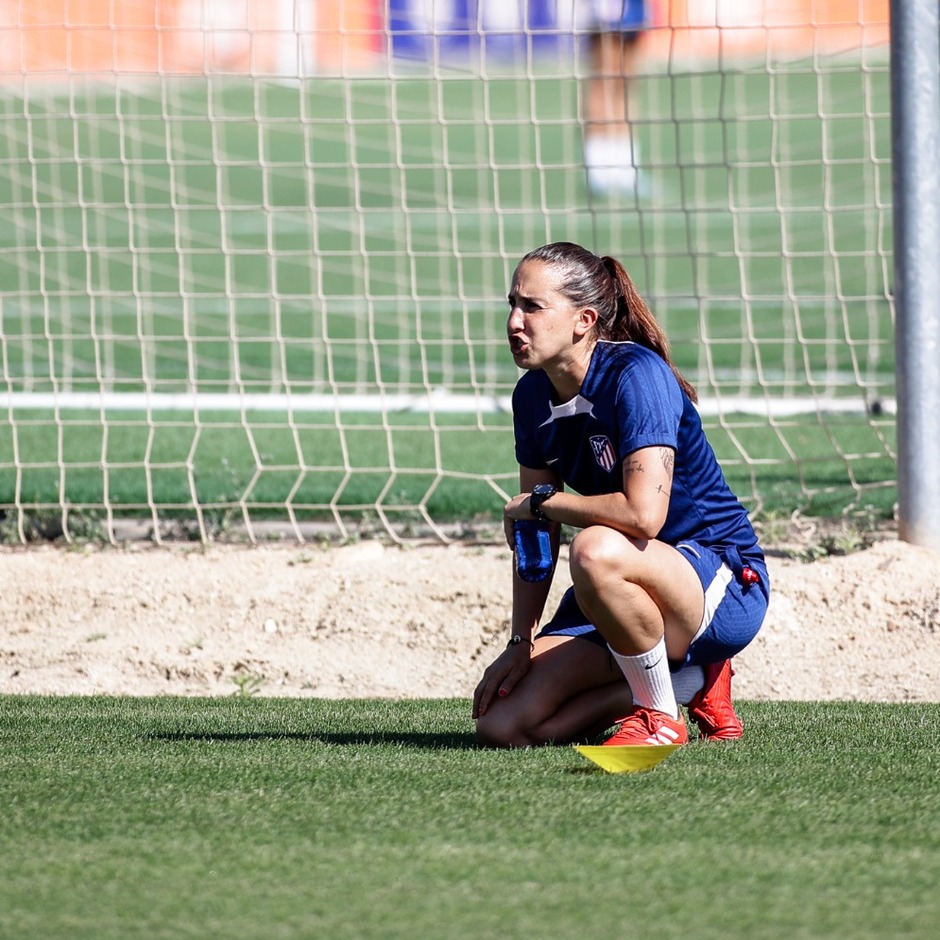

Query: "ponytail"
(599, 256), (698, 403)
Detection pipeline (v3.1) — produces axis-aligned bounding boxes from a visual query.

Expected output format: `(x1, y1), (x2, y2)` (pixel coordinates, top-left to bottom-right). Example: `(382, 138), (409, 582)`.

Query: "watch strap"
(529, 485), (556, 521)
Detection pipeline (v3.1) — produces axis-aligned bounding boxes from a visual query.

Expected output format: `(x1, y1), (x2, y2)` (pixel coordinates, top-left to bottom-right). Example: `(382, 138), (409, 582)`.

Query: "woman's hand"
(471, 642), (533, 719)
(502, 493), (533, 546)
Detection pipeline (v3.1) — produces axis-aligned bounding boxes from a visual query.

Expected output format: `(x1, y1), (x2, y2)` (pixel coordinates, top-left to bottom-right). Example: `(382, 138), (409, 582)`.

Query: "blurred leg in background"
(582, 0), (649, 197)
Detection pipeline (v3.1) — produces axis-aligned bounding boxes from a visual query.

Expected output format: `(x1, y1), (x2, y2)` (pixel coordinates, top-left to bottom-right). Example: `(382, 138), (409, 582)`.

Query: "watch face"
(530, 484), (556, 519)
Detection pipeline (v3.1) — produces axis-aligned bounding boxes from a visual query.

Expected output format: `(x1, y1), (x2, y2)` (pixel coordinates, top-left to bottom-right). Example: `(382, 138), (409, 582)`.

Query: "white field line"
(0, 391), (895, 418)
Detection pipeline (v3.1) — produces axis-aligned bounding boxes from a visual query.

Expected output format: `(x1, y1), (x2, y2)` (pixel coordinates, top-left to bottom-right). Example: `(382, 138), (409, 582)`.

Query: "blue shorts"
(584, 0), (649, 33)
(536, 540), (769, 669)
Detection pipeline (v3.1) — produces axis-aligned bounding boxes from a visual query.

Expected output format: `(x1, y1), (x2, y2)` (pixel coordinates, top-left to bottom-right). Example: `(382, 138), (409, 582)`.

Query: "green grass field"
(0, 406), (896, 530)
(2, 696), (937, 939)
(0, 61), (897, 530)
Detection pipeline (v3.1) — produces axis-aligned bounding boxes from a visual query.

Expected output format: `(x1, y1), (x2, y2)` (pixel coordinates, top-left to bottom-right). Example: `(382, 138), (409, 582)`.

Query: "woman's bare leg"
(475, 635), (632, 748)
(569, 527), (704, 660)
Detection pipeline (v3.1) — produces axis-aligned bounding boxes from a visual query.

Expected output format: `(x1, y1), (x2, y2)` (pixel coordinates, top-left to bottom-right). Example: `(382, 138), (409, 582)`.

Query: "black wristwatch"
(507, 634), (534, 649)
(529, 483), (557, 521)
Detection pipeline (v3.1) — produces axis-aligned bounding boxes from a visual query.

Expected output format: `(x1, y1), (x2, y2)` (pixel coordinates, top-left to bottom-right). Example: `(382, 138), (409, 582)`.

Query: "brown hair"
(519, 242), (697, 402)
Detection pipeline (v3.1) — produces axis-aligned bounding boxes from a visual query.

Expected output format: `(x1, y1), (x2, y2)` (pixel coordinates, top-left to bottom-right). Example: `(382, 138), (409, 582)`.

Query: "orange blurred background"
(0, 0), (889, 78)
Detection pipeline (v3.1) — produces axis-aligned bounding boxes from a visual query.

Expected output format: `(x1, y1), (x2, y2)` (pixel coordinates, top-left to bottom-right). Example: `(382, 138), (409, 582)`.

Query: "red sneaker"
(603, 708), (689, 747)
(687, 660), (744, 740)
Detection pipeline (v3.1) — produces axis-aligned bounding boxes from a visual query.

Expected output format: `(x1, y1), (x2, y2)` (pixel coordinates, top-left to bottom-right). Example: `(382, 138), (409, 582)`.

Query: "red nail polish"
(498, 688), (508, 697)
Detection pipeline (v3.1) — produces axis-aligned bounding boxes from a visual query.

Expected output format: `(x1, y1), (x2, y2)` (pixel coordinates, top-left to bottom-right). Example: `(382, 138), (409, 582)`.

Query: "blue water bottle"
(514, 519), (553, 583)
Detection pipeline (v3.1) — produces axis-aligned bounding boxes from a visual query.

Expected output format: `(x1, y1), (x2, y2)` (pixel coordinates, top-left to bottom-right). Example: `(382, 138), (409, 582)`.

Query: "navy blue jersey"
(512, 341), (763, 565)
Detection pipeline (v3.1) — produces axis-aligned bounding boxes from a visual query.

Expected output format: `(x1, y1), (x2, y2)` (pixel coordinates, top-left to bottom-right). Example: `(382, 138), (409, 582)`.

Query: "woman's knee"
(475, 712), (512, 748)
(477, 712), (517, 747)
(475, 705), (540, 749)
(569, 525), (641, 588)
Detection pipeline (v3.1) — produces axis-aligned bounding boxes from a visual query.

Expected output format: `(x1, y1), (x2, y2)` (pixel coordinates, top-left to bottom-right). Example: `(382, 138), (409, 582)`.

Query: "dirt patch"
(2, 536), (938, 702)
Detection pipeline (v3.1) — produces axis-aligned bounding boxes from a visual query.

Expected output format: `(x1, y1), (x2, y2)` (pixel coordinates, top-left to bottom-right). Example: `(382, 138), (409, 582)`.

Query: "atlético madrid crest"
(590, 435), (617, 473)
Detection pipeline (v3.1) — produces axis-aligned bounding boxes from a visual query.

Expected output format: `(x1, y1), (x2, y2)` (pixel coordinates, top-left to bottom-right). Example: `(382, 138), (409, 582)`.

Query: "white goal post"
(0, 0), (898, 543)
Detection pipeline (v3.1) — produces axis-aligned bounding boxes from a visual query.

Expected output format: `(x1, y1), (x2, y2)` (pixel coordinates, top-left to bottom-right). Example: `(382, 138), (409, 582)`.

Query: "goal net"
(0, 0), (896, 542)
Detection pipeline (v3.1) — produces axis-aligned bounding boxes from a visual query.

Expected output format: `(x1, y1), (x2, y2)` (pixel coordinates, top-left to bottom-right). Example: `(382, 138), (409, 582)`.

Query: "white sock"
(608, 637), (679, 719)
(671, 664), (705, 705)
(584, 133), (636, 169)
(584, 134), (638, 195)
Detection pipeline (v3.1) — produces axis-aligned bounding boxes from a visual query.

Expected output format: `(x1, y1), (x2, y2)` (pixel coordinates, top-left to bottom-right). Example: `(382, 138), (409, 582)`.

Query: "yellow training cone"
(574, 743), (681, 774)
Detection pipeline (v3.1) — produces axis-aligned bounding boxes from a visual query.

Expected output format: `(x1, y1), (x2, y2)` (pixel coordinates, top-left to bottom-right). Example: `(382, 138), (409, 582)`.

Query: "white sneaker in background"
(584, 134), (641, 197)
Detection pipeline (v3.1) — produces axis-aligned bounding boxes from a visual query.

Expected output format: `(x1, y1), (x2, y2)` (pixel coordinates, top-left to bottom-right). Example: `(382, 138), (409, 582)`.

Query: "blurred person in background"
(581, 0), (651, 196)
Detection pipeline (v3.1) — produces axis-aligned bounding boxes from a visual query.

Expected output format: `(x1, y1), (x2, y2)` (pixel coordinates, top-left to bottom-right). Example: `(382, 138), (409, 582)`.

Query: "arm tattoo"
(623, 458), (645, 475)
(660, 448), (675, 475)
